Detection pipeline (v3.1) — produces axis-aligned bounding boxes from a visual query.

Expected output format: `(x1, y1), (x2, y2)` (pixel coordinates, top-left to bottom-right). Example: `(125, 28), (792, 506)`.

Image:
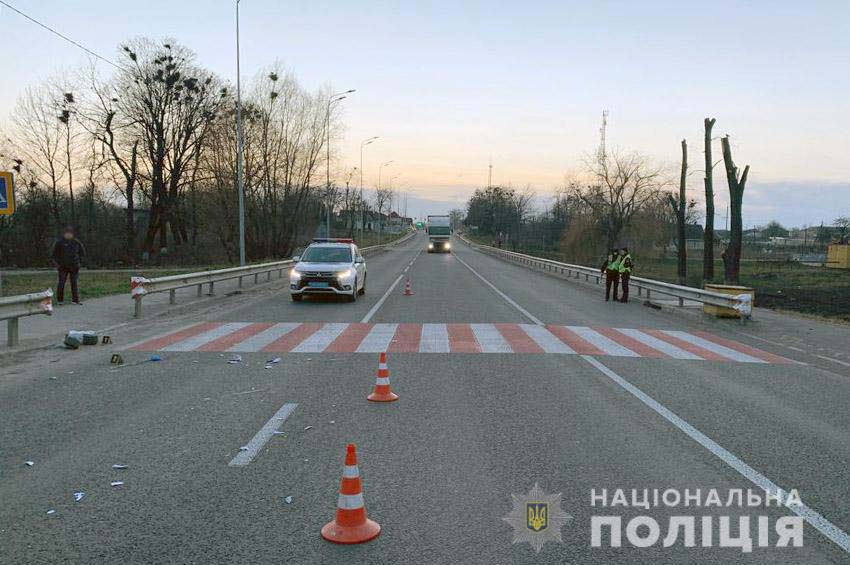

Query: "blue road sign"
(0, 171), (14, 216)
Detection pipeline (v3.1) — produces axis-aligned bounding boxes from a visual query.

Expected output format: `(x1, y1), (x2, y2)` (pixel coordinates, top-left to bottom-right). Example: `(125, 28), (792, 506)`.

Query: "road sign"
(0, 171), (15, 216)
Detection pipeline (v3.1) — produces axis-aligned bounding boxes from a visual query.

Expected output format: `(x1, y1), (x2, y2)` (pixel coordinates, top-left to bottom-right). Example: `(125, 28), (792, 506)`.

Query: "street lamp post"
(359, 136), (378, 242)
(326, 89), (355, 238)
(235, 0), (246, 265)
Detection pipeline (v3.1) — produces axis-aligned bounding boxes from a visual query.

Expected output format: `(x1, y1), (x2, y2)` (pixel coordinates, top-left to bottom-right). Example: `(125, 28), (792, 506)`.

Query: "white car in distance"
(289, 239), (366, 302)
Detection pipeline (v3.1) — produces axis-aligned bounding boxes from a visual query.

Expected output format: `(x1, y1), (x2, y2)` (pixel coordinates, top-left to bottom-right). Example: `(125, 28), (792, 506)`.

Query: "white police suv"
(289, 239), (366, 302)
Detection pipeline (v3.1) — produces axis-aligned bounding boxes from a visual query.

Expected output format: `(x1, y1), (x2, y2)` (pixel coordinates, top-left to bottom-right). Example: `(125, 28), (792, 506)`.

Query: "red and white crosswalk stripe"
(129, 322), (793, 364)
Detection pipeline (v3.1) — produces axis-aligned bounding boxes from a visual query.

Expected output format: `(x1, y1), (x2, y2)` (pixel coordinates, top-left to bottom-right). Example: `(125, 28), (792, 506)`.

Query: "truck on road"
(426, 215), (452, 253)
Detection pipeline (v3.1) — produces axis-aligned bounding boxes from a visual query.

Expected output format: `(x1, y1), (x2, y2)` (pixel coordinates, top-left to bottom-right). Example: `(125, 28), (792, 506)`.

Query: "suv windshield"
(300, 246), (352, 263)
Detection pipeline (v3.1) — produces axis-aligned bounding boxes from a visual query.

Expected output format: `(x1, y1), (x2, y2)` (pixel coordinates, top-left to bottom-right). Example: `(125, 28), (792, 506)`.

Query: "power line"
(0, 0), (120, 69)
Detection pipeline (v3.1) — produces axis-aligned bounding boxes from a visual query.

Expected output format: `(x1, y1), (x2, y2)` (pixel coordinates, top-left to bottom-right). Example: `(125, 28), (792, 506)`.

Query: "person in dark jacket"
(51, 226), (86, 305)
(600, 249), (620, 302)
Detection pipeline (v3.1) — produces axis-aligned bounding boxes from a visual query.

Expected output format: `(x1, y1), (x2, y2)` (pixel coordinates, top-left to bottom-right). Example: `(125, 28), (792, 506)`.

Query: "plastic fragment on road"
(303, 426), (313, 431)
(111, 481), (124, 487)
(264, 365), (273, 370)
(112, 464), (128, 470)
(228, 355), (242, 364)
(267, 357), (281, 364)
(25, 461), (34, 466)
(150, 355), (161, 362)
(46, 510), (56, 515)
(239, 446), (249, 451)
(283, 496), (293, 504)
(73, 492), (85, 502)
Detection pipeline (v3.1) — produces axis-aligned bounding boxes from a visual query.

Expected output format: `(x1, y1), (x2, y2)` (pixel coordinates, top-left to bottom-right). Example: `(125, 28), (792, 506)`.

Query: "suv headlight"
(336, 268), (353, 280)
(290, 268), (301, 280)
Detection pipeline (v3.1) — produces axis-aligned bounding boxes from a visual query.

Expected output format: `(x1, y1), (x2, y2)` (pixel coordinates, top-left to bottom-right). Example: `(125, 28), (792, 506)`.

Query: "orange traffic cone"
(321, 443), (381, 544)
(403, 278), (414, 296)
(367, 352), (398, 402)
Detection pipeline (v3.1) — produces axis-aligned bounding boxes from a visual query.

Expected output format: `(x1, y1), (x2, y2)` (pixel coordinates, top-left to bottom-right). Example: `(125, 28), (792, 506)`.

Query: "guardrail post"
(254, 273), (259, 284)
(169, 289), (176, 304)
(208, 282), (215, 296)
(197, 284), (203, 297)
(678, 296), (684, 307)
(267, 271), (271, 282)
(238, 276), (243, 289)
(7, 318), (19, 347)
(134, 297), (143, 318)
(638, 287), (642, 297)
(646, 289), (651, 299)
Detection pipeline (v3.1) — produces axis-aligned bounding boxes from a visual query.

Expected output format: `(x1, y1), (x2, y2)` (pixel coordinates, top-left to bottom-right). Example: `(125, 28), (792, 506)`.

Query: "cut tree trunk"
(677, 139), (688, 285)
(703, 118), (716, 282)
(721, 135), (749, 284)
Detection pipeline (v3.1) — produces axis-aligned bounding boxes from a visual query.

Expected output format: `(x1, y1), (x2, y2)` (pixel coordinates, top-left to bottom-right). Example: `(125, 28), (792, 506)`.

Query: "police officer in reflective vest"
(618, 247), (633, 303)
(600, 249), (620, 302)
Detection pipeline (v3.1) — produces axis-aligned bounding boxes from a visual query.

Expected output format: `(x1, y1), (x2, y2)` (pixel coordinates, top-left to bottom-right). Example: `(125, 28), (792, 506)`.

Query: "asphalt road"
(3, 231), (850, 564)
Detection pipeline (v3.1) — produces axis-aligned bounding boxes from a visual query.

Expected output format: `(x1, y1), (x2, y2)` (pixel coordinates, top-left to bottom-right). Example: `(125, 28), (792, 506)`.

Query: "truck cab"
(426, 215), (452, 253)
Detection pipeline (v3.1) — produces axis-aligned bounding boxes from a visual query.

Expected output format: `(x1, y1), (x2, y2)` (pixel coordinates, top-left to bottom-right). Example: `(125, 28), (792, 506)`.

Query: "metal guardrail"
(130, 230), (418, 317)
(458, 234), (753, 320)
(1, 289), (54, 346)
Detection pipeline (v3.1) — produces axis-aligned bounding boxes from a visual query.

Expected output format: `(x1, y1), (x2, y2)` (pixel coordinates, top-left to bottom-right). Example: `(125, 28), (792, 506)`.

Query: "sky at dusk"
(1, 0), (848, 226)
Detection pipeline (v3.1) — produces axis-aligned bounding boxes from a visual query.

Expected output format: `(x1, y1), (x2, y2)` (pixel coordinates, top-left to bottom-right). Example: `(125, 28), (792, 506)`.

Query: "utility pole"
(235, 0), (245, 265)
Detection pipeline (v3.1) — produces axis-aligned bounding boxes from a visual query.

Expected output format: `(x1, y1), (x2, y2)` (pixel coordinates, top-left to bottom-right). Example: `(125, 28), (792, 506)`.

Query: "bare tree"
(10, 85), (65, 227)
(703, 118), (717, 282)
(115, 39), (226, 255)
(721, 135), (749, 283)
(373, 187), (393, 240)
(572, 150), (667, 251)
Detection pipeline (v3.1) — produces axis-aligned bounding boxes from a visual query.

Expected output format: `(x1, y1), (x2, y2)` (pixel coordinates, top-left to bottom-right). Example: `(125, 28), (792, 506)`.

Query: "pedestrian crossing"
(129, 322), (793, 364)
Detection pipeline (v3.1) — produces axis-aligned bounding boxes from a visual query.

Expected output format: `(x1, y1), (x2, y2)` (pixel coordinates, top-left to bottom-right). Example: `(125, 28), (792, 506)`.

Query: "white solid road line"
(816, 354), (850, 368)
(228, 403), (298, 467)
(453, 252), (543, 325)
(581, 355), (850, 555)
(361, 247), (423, 323)
(361, 274), (403, 324)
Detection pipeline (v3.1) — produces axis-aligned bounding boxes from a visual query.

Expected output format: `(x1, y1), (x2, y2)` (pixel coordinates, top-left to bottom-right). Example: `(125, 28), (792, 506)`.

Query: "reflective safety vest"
(618, 254), (633, 274)
(607, 257), (621, 272)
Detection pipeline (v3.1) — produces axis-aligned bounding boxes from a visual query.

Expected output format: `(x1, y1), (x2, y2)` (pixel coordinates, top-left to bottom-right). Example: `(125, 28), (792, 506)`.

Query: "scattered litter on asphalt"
(267, 357), (281, 364)
(46, 510), (56, 515)
(66, 371), (75, 375)
(303, 426), (313, 431)
(150, 355), (161, 362)
(273, 431), (285, 436)
(264, 365), (273, 369)
(49, 376), (57, 380)
(73, 492), (85, 502)
(111, 481), (124, 487)
(329, 421), (335, 424)
(112, 464), (128, 470)
(283, 496), (293, 504)
(228, 355), (242, 365)
(239, 446), (249, 451)
(25, 461), (34, 467)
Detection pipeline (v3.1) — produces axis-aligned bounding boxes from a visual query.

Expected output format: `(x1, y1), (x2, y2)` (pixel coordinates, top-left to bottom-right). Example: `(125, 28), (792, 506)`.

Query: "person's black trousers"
(620, 272), (630, 303)
(605, 271), (619, 301)
(57, 267), (80, 303)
